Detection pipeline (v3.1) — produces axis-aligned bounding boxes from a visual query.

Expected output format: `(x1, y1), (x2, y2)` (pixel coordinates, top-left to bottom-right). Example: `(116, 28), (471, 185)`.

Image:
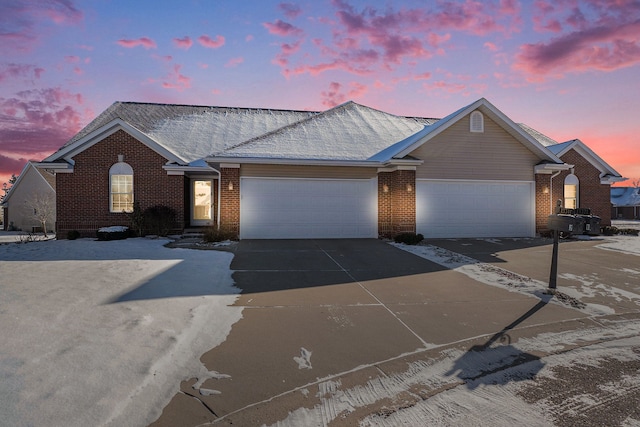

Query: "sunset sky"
(1, 0), (639, 189)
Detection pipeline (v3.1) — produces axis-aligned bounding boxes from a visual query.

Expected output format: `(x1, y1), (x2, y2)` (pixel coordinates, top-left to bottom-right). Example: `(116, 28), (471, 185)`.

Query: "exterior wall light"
(382, 184), (389, 193)
(228, 181), (234, 191)
(543, 186), (549, 194)
(406, 184), (412, 192)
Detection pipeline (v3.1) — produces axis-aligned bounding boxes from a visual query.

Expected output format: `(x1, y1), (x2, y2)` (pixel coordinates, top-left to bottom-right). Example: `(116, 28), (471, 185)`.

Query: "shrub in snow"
(67, 230), (80, 240)
(394, 232), (424, 245)
(143, 205), (176, 236)
(203, 225), (236, 243)
(96, 226), (129, 241)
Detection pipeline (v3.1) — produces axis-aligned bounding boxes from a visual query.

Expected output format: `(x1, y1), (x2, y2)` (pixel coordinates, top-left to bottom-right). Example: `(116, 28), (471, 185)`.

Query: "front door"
(191, 179), (214, 226)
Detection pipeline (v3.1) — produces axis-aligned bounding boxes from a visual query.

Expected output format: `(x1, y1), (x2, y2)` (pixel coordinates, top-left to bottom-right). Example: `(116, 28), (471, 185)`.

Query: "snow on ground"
(0, 237), (242, 427)
(391, 233), (640, 317)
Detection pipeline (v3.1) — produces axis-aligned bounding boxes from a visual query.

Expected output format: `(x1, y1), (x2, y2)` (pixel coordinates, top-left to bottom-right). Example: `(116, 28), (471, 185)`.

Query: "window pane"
(111, 174), (133, 212)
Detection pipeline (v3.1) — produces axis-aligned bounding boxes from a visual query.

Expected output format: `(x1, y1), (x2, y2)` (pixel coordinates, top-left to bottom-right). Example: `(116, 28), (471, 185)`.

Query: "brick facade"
(219, 167), (240, 236)
(535, 173), (552, 232)
(56, 130), (186, 238)
(377, 169), (416, 237)
(557, 149), (612, 226)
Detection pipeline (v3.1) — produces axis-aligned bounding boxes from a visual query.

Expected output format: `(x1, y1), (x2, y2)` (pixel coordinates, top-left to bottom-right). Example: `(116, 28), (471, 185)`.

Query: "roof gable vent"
(470, 111), (484, 133)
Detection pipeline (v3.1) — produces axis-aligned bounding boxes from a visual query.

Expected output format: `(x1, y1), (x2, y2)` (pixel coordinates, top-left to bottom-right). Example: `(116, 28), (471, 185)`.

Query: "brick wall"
(535, 174), (552, 232)
(219, 167), (240, 237)
(56, 130), (186, 238)
(391, 170), (416, 235)
(377, 172), (393, 236)
(559, 149), (612, 226)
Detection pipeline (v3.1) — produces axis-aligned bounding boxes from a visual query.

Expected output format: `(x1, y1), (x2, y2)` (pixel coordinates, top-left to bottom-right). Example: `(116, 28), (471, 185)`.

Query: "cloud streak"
(515, 0), (640, 78)
(267, 0), (521, 79)
(117, 37), (157, 49)
(197, 35), (225, 48)
(0, 88), (86, 167)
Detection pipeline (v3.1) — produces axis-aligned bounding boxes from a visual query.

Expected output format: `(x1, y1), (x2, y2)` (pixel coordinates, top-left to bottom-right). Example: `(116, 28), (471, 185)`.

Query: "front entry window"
(193, 180), (212, 224)
(564, 174), (579, 209)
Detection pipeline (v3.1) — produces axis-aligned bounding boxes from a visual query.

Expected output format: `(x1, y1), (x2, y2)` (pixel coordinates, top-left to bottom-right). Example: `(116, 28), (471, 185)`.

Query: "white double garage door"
(240, 177), (534, 239)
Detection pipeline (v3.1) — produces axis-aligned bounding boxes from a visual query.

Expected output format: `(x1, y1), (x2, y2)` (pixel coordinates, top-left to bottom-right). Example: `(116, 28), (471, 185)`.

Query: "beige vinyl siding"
(411, 114), (541, 181)
(241, 163), (377, 179)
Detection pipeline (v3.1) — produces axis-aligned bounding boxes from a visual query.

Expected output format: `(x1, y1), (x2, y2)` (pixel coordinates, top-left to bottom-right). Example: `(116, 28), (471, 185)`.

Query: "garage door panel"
(240, 178), (377, 239)
(417, 180), (534, 238)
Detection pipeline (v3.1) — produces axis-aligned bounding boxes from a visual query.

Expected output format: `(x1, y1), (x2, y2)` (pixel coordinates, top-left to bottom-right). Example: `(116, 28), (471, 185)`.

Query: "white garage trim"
(240, 177), (378, 239)
(416, 179), (535, 238)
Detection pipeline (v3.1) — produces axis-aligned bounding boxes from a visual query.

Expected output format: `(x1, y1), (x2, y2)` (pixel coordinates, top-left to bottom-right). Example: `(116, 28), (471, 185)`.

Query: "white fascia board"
(559, 139), (623, 179)
(392, 98), (563, 164)
(476, 101), (563, 163)
(162, 164), (220, 176)
(33, 162), (74, 172)
(43, 119), (186, 165)
(534, 163), (573, 174)
(602, 175), (627, 184)
(205, 156), (383, 168)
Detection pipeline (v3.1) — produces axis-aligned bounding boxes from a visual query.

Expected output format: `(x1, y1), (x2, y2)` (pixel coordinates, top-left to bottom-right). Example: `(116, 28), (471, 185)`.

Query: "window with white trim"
(470, 111), (484, 133)
(564, 174), (579, 209)
(109, 160), (133, 213)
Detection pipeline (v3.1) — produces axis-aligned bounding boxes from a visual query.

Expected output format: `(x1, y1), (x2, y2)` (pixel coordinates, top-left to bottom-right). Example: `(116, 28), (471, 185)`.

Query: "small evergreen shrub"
(143, 205), (176, 236)
(203, 225), (235, 242)
(394, 232), (424, 245)
(67, 230), (80, 240)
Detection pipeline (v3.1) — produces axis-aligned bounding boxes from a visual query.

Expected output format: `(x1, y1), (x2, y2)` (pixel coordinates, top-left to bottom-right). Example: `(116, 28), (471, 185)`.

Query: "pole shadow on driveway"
(445, 298), (551, 389)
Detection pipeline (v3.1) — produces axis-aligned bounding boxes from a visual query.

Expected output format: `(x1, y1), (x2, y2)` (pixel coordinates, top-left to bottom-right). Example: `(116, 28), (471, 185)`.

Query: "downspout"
(216, 177), (221, 228)
(549, 170), (562, 213)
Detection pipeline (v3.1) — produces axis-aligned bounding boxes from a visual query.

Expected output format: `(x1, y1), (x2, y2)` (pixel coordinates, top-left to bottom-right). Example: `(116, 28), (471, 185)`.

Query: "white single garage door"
(416, 180), (535, 238)
(240, 177), (378, 239)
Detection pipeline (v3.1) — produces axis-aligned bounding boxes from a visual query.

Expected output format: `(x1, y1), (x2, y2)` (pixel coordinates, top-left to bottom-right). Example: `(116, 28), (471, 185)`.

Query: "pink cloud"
(225, 57), (244, 67)
(246, 34), (254, 42)
(484, 42), (499, 52)
(0, 1), (83, 53)
(268, 0), (520, 79)
(514, 20), (640, 77)
(279, 3), (303, 19)
(320, 81), (368, 107)
(197, 34), (225, 48)
(173, 36), (193, 49)
(117, 37), (157, 49)
(263, 19), (304, 37)
(152, 54), (173, 62)
(65, 55), (80, 63)
(161, 64), (191, 91)
(0, 64), (45, 82)
(0, 88), (86, 163)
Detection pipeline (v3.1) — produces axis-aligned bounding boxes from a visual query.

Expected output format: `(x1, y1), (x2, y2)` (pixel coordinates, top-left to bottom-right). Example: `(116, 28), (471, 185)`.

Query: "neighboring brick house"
(38, 98), (625, 239)
(611, 187), (640, 220)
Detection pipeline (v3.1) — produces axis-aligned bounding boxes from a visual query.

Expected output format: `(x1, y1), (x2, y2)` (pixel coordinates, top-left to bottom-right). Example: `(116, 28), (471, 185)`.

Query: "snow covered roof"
(215, 101), (431, 161)
(611, 187), (640, 207)
(58, 102), (317, 163)
(517, 123), (560, 147)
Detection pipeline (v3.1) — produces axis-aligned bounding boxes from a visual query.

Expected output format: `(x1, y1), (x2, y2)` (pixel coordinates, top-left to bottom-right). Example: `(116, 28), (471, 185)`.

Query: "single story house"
(611, 187), (640, 219)
(1, 161), (56, 233)
(38, 97), (625, 239)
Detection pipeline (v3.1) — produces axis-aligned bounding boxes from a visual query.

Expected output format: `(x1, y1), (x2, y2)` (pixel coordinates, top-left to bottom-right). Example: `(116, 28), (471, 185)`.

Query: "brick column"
(377, 172), (393, 237)
(535, 174), (552, 233)
(219, 165), (240, 237)
(391, 169), (416, 235)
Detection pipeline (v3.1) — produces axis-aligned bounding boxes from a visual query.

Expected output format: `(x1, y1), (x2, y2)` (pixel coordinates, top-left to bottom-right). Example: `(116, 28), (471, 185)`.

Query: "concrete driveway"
(147, 237), (640, 426)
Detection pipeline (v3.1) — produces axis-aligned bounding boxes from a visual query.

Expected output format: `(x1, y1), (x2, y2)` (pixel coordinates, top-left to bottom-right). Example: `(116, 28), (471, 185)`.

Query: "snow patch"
(294, 347), (313, 370)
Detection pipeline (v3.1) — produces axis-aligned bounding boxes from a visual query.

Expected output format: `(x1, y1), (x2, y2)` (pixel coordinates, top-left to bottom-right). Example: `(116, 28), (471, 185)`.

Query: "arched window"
(470, 111), (484, 133)
(109, 158), (133, 213)
(564, 174), (579, 209)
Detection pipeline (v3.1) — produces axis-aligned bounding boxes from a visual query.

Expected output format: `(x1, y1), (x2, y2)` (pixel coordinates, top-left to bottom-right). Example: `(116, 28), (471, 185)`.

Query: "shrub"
(203, 225), (235, 242)
(96, 226), (129, 241)
(602, 226), (618, 236)
(143, 205), (176, 236)
(394, 232), (424, 245)
(67, 230), (81, 240)
(128, 202), (145, 237)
